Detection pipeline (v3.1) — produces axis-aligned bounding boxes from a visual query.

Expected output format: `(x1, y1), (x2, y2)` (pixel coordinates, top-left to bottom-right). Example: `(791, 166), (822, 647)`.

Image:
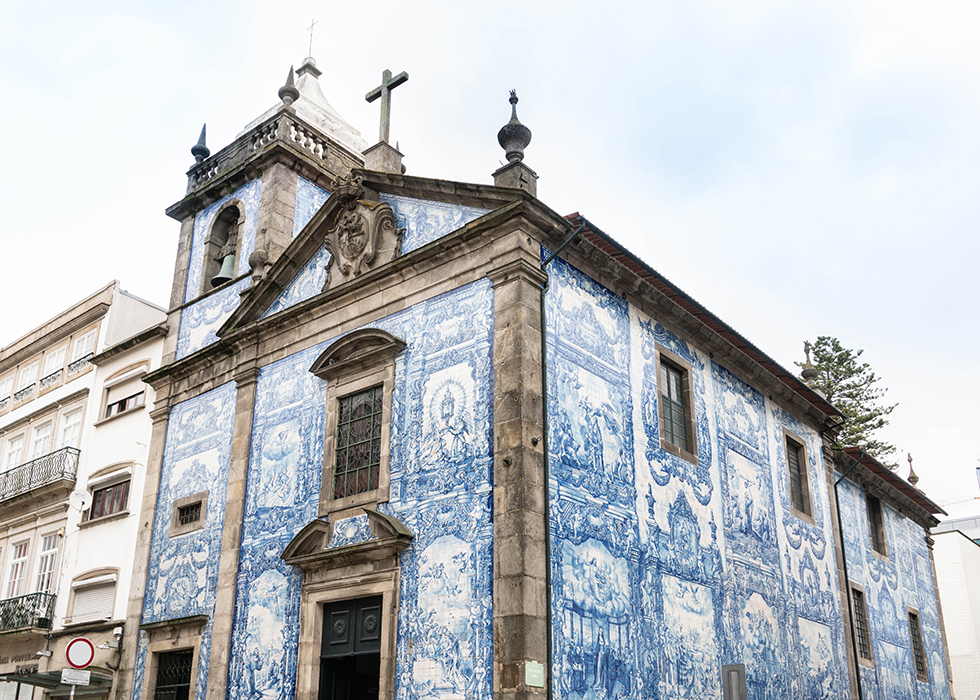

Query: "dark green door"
(319, 596), (382, 700)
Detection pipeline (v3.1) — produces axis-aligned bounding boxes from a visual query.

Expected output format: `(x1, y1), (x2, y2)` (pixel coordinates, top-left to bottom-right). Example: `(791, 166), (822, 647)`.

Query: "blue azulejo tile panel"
(226, 344), (326, 700)
(222, 280), (494, 700)
(546, 255), (856, 700)
(797, 618), (842, 699)
(141, 382), (236, 700)
(660, 576), (721, 698)
(836, 476), (952, 700)
(380, 194), (489, 254)
(294, 176), (330, 239)
(260, 245), (331, 319)
(184, 178), (261, 302)
(176, 279), (248, 359)
(143, 382), (236, 622)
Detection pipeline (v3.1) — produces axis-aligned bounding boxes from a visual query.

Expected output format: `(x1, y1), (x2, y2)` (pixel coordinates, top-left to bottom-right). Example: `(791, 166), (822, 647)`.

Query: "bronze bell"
(210, 253), (236, 288)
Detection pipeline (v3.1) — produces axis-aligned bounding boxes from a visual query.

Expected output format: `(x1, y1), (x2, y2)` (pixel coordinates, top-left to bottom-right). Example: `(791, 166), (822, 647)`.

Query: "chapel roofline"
(839, 446), (945, 529)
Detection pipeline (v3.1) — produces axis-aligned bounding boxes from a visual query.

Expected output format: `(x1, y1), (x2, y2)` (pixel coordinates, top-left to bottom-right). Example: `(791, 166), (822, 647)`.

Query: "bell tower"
(161, 56), (368, 362)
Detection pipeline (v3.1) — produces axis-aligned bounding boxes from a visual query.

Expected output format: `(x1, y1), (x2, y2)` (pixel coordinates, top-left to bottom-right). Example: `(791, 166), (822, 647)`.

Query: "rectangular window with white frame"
(34, 534), (59, 593)
(60, 407), (84, 448)
(104, 376), (146, 419)
(70, 331), (97, 373)
(14, 361), (38, 401)
(3, 435), (24, 471)
(70, 574), (117, 623)
(6, 542), (29, 598)
(40, 346), (66, 388)
(0, 375), (12, 410)
(31, 422), (53, 459)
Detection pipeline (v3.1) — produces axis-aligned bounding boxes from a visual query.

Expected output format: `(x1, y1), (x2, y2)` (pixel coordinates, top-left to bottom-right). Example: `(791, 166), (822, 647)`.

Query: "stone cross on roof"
(366, 68), (409, 144)
(307, 18), (317, 57)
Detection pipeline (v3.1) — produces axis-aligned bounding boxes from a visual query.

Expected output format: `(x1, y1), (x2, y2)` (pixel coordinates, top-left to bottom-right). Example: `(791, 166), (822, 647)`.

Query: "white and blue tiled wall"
(838, 479), (950, 700)
(542, 255), (940, 700)
(148, 279), (495, 700)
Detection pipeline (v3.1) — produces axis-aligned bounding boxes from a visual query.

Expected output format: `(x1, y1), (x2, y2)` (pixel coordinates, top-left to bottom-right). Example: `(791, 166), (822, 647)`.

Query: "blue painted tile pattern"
(260, 245), (331, 319)
(380, 195), (489, 254)
(217, 280), (494, 700)
(837, 478), (951, 700)
(176, 279), (248, 359)
(184, 179), (261, 302)
(544, 254), (851, 700)
(139, 382), (237, 700)
(293, 176), (330, 239)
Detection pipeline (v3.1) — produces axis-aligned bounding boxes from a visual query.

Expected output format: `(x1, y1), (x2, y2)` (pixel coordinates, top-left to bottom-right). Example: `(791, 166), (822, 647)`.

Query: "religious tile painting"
(835, 478), (952, 699)
(545, 255), (852, 700)
(137, 382), (237, 700)
(380, 194), (489, 254)
(214, 280), (494, 700)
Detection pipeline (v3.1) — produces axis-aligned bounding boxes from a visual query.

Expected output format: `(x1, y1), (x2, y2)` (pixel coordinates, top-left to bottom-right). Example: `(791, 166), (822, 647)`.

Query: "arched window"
(203, 204), (241, 290)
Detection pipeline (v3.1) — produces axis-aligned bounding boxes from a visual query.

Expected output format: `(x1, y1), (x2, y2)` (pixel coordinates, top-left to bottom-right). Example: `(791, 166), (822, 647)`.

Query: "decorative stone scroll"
(323, 173), (403, 291)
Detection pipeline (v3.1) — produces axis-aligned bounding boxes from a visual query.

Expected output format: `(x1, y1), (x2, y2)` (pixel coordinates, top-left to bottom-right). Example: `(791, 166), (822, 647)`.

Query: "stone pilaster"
(253, 163), (298, 266)
(116, 403), (172, 700)
(489, 250), (549, 700)
(205, 361), (260, 700)
(824, 444), (862, 700)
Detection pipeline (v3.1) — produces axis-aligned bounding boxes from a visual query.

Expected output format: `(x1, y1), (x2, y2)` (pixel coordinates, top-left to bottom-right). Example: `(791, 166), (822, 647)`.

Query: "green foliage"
(801, 336), (898, 467)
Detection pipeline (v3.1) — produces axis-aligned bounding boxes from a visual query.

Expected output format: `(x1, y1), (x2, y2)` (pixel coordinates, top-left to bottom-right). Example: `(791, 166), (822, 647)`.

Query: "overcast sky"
(2, 0), (978, 517)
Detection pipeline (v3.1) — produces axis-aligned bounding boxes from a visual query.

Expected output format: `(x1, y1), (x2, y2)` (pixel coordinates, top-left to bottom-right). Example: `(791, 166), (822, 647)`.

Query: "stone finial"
(801, 340), (818, 384)
(908, 453), (919, 486)
(497, 90), (532, 163)
(191, 124), (210, 164)
(279, 66), (300, 106)
(248, 248), (270, 284)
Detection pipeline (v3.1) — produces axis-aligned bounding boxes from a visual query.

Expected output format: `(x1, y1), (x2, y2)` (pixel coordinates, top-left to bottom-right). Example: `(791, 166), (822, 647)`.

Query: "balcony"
(0, 447), (79, 504)
(0, 592), (55, 633)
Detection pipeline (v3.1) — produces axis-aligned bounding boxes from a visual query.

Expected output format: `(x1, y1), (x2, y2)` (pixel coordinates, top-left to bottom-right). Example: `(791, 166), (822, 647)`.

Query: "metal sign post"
(63, 637), (94, 698)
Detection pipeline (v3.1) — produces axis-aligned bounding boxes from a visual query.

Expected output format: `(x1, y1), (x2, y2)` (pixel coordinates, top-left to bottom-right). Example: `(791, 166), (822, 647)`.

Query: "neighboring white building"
(0, 281), (165, 700)
(933, 524), (980, 700)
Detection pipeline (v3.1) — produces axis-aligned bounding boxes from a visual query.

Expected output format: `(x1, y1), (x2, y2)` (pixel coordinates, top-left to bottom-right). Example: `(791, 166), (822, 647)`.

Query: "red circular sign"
(66, 637), (95, 669)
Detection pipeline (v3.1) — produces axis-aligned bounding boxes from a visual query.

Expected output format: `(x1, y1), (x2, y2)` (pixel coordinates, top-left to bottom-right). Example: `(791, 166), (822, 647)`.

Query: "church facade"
(119, 57), (954, 700)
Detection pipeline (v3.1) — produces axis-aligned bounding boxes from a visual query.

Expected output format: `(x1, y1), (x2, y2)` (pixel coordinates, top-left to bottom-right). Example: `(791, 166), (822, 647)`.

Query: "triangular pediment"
(218, 171), (525, 335)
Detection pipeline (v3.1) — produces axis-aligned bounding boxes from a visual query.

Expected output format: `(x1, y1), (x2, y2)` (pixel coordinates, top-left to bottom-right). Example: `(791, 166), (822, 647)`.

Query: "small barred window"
(334, 386), (383, 499)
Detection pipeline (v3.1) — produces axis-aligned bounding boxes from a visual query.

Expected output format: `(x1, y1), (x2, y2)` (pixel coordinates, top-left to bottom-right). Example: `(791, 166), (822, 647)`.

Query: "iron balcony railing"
(0, 446), (79, 502)
(0, 592), (55, 632)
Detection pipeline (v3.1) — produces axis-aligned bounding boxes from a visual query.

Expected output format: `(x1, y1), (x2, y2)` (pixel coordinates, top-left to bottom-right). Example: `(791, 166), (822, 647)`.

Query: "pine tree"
(800, 336), (898, 467)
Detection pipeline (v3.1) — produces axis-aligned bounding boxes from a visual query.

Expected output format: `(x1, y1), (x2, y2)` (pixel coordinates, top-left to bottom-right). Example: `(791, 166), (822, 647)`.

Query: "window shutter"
(106, 377), (144, 404)
(73, 583), (115, 622)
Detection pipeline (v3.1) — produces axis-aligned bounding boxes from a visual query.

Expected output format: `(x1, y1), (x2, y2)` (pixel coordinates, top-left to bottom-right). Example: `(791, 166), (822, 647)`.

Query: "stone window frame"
(783, 428), (815, 523)
(654, 344), (699, 465)
(310, 329), (405, 520)
(170, 491), (209, 537)
(849, 581), (875, 667)
(138, 615), (208, 700)
(64, 567), (119, 626)
(95, 361), (150, 425)
(200, 199), (245, 294)
(79, 462), (133, 527)
(282, 510), (412, 700)
(865, 492), (888, 559)
(907, 606), (929, 682)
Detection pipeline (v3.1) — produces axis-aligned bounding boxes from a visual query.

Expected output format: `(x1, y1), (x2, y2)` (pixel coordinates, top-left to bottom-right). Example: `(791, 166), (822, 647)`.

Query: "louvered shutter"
(106, 376), (144, 404)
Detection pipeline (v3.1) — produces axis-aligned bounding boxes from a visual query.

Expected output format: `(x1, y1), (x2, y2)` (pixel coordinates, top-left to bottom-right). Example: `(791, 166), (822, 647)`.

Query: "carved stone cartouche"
(322, 174), (403, 291)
